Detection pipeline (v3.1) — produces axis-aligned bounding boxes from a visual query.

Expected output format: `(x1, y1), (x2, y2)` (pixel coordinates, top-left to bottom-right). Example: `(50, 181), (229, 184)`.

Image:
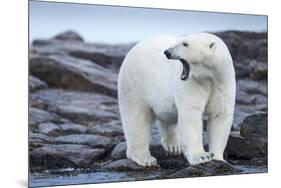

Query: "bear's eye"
(183, 42), (189, 47)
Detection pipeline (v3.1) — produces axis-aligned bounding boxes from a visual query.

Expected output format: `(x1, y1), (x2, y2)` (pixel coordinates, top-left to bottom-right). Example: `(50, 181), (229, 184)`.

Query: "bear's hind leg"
(121, 104), (157, 167)
(159, 122), (182, 155)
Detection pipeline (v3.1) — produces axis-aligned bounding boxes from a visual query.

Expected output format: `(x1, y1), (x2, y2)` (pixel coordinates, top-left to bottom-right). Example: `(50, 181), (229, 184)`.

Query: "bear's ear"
(209, 42), (215, 49)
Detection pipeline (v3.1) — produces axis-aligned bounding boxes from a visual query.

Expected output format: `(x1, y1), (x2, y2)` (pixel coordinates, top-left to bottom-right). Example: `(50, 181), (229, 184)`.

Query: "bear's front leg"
(178, 108), (214, 165)
(208, 114), (233, 160)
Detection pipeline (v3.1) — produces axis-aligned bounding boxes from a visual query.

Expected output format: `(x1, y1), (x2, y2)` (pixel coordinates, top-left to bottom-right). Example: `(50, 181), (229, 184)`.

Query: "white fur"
(118, 33), (236, 166)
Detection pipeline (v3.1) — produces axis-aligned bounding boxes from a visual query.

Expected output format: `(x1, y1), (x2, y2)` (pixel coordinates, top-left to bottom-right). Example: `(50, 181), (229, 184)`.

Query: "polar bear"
(118, 33), (236, 166)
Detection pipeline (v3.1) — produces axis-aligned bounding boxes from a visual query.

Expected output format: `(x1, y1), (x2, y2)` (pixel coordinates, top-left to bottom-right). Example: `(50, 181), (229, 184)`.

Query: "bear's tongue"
(179, 59), (190, 80)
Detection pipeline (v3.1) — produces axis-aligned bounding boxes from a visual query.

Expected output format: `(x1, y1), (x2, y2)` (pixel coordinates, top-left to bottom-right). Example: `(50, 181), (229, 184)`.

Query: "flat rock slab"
(31, 89), (118, 124)
(89, 120), (123, 137)
(102, 159), (146, 172)
(29, 76), (47, 92)
(30, 144), (106, 169)
(54, 134), (114, 149)
(169, 160), (242, 178)
(29, 108), (67, 129)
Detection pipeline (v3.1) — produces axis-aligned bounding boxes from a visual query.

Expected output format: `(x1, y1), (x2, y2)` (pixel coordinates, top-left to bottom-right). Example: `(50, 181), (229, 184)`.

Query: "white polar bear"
(118, 33), (236, 166)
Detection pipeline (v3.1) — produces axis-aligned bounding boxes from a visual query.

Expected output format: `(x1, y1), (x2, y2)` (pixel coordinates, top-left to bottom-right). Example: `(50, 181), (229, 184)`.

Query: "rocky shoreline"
(29, 31), (267, 186)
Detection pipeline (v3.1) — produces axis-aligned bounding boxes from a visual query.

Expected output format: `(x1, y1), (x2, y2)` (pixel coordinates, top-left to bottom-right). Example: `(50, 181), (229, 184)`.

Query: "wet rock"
(29, 54), (117, 97)
(31, 89), (118, 124)
(240, 113), (267, 138)
(159, 158), (188, 169)
(150, 134), (171, 160)
(30, 144), (106, 169)
(54, 134), (114, 149)
(38, 122), (62, 136)
(29, 76), (47, 92)
(169, 160), (241, 178)
(102, 159), (144, 171)
(225, 132), (267, 159)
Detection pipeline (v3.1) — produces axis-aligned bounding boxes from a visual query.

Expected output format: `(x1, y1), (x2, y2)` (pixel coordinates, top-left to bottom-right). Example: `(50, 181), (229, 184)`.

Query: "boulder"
(240, 113), (267, 138)
(52, 30), (84, 42)
(29, 54), (118, 97)
(225, 132), (267, 159)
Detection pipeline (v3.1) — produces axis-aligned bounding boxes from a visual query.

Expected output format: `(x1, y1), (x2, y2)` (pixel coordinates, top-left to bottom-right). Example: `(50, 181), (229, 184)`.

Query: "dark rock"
(240, 113), (267, 138)
(215, 31), (267, 62)
(225, 132), (267, 159)
(31, 89), (118, 124)
(54, 134), (113, 149)
(102, 159), (144, 171)
(29, 76), (47, 92)
(52, 31), (84, 42)
(169, 160), (241, 178)
(30, 144), (106, 169)
(29, 54), (117, 97)
(159, 158), (188, 169)
(230, 157), (267, 166)
(250, 63), (267, 80)
(111, 135), (186, 162)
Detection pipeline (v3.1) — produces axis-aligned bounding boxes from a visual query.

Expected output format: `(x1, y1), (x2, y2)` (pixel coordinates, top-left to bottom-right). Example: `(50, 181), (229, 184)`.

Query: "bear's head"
(164, 33), (231, 81)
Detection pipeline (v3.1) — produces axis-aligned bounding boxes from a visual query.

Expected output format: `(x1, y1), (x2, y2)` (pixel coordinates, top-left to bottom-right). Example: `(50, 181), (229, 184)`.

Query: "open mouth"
(179, 59), (190, 81)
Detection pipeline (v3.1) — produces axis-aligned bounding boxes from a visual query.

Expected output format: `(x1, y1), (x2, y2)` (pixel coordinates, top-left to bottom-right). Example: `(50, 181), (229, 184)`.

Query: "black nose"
(164, 50), (171, 58)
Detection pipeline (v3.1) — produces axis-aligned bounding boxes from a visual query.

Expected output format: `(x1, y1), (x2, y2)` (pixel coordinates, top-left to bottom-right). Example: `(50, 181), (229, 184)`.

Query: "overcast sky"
(29, 1), (267, 44)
